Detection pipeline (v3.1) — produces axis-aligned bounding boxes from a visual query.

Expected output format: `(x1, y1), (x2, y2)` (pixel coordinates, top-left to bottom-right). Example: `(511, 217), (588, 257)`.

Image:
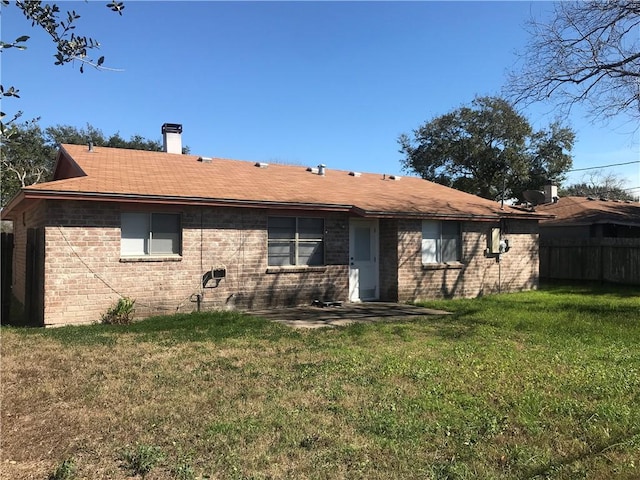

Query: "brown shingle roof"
(536, 196), (640, 227)
(6, 144), (547, 220)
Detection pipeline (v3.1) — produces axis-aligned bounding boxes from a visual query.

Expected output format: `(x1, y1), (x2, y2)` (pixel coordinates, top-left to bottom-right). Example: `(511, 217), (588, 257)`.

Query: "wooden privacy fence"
(1, 233), (14, 322)
(540, 238), (640, 285)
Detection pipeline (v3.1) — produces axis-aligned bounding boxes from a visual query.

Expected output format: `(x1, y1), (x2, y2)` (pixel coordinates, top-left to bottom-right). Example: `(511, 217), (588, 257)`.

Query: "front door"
(349, 219), (379, 302)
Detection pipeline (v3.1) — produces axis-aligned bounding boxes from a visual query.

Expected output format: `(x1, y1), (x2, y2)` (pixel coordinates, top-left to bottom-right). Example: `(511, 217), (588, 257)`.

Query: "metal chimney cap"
(162, 123), (183, 134)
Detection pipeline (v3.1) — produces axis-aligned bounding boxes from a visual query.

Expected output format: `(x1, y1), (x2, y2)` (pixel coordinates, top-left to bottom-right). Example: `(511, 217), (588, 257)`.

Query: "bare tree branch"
(505, 1), (640, 123)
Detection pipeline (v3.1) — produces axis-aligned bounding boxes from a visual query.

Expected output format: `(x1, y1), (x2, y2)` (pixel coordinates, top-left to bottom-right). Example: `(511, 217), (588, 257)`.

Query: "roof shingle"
(9, 144), (547, 220)
(536, 196), (640, 227)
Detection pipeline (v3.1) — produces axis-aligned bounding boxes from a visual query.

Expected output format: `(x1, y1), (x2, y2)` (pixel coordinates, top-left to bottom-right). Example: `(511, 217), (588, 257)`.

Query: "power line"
(568, 160), (640, 172)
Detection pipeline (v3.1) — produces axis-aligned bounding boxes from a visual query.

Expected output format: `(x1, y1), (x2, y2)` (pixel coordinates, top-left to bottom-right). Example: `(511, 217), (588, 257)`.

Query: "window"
(268, 217), (324, 266)
(422, 220), (461, 264)
(121, 212), (181, 256)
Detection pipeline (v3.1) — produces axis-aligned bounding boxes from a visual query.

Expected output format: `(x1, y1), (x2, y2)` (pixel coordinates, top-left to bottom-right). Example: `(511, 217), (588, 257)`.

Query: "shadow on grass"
(540, 280), (640, 299)
(432, 321), (479, 340)
(414, 282), (640, 343)
(124, 311), (300, 343)
(14, 311), (300, 345)
(525, 430), (640, 479)
(11, 283), (638, 346)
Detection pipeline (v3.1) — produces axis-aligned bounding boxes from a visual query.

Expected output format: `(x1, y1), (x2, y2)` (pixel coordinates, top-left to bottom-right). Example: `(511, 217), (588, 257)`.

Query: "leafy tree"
(0, 1), (125, 134)
(560, 170), (637, 201)
(399, 96), (575, 201)
(0, 120), (56, 206)
(506, 1), (640, 122)
(45, 124), (164, 151)
(0, 122), (177, 207)
(43, 124), (108, 148)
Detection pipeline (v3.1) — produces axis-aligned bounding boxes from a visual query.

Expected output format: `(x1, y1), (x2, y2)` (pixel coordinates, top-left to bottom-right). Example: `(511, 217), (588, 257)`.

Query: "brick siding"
(395, 219), (539, 302)
(11, 200), (539, 326)
(30, 201), (349, 325)
(10, 202), (48, 308)
(379, 219), (399, 301)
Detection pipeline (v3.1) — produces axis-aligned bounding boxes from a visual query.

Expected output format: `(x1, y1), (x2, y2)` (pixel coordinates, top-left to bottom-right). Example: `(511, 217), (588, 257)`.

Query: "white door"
(349, 219), (379, 302)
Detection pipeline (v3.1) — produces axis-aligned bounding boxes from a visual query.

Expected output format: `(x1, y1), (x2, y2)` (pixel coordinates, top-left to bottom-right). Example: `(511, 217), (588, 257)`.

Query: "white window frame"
(267, 216), (325, 266)
(422, 220), (461, 264)
(121, 212), (181, 257)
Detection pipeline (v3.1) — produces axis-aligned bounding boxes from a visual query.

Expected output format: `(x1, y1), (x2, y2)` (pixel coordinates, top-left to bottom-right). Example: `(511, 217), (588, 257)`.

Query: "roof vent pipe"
(318, 164), (326, 176)
(162, 123), (183, 154)
(88, 141), (94, 152)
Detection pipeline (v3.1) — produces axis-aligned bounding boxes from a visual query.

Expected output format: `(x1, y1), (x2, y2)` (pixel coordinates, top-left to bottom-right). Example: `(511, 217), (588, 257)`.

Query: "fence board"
(540, 238), (640, 285)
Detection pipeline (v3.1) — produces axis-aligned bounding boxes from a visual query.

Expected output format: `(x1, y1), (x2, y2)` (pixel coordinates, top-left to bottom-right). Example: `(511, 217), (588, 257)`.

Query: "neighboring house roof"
(536, 196), (640, 227)
(2, 143), (548, 221)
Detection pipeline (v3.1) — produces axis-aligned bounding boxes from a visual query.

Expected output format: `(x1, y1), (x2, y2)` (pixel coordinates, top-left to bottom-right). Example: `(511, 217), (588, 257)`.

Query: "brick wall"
(38, 201), (350, 325)
(11, 199), (540, 326)
(379, 219), (399, 301)
(10, 202), (49, 308)
(396, 219), (539, 302)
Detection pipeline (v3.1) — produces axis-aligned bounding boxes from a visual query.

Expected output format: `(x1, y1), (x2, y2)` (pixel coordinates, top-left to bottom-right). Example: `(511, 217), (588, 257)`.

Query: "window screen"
(121, 212), (181, 256)
(422, 220), (461, 264)
(268, 217), (324, 266)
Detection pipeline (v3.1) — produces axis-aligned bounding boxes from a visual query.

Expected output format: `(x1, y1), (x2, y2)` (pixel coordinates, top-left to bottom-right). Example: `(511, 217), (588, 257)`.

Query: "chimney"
(543, 182), (558, 204)
(162, 123), (183, 154)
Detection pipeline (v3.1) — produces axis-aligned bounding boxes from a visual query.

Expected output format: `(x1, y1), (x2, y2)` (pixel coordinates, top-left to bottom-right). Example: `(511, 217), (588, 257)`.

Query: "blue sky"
(2, 1), (639, 194)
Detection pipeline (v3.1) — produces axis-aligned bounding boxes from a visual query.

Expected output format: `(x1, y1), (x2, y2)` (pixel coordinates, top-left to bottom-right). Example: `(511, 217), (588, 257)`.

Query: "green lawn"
(2, 283), (639, 479)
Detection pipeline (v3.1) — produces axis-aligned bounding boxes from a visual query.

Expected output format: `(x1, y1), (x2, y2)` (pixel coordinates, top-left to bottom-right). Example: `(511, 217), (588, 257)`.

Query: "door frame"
(348, 218), (379, 302)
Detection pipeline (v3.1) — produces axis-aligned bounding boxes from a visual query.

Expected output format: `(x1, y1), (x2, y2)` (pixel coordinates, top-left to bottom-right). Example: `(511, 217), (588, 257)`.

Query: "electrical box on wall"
(202, 265), (227, 288)
(212, 267), (226, 279)
(489, 227), (501, 254)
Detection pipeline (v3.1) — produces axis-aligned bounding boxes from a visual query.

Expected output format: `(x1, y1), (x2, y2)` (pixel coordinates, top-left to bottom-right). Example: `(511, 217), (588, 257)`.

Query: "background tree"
(506, 1), (640, 122)
(0, 120), (55, 206)
(398, 96), (575, 201)
(560, 170), (637, 201)
(0, 122), (176, 207)
(45, 124), (165, 151)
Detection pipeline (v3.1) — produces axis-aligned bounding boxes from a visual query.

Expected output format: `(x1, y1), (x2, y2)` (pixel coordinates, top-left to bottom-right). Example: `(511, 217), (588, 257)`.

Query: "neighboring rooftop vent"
(318, 164), (326, 176)
(255, 162), (269, 168)
(383, 174), (401, 180)
(349, 171), (361, 177)
(162, 123), (183, 154)
(198, 156), (212, 163)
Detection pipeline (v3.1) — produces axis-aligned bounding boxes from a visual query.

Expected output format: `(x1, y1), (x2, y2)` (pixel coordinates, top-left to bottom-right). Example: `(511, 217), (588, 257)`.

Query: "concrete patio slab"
(248, 302), (451, 329)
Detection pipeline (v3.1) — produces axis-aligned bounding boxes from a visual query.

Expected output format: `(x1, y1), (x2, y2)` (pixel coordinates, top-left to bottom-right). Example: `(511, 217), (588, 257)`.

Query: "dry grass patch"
(2, 287), (640, 479)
